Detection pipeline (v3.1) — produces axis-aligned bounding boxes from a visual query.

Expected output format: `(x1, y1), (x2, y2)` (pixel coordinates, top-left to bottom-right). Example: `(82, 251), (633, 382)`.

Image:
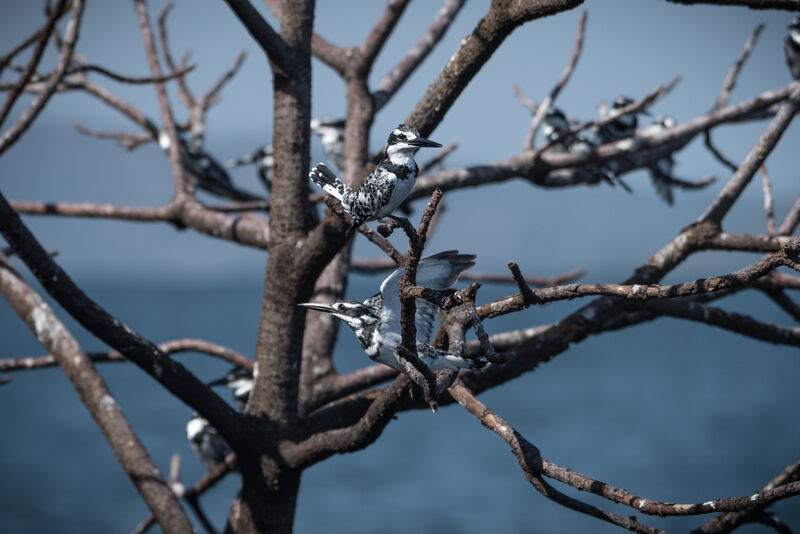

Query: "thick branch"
(284, 375), (409, 469)
(405, 0), (583, 137)
(0, 253), (193, 533)
(224, 0), (288, 74)
(0, 190), (241, 442)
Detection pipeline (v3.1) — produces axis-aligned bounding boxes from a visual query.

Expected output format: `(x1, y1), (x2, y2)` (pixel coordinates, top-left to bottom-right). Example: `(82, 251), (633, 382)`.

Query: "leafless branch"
(0, 190), (241, 442)
(699, 83), (800, 224)
(525, 11), (587, 148)
(0, 337), (253, 372)
(157, 2), (195, 107)
(411, 80), (794, 200)
(73, 124), (154, 150)
(418, 143), (458, 175)
(405, 0), (584, 137)
(0, 0), (67, 128)
(0, 0), (71, 79)
(694, 460), (800, 533)
(202, 51), (246, 107)
(223, 0), (288, 74)
(360, 0), (410, 67)
(475, 242), (800, 320)
(0, 0), (83, 157)
(715, 23), (765, 111)
(395, 189), (445, 412)
(512, 83), (537, 111)
(667, 0), (800, 10)
(71, 62), (196, 84)
(449, 383), (666, 534)
(373, 0), (466, 109)
(135, 452), (238, 534)
(0, 250), (193, 533)
(760, 166), (777, 236)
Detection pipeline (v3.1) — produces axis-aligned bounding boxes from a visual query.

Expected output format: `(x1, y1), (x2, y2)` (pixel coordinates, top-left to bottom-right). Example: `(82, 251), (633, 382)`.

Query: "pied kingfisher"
(227, 144), (274, 193)
(543, 107), (619, 188)
(208, 366), (253, 411)
(186, 414), (230, 471)
(310, 117), (346, 173)
(787, 17), (800, 80)
(596, 96), (647, 145)
(308, 124), (441, 235)
(299, 251), (488, 373)
(158, 132), (262, 201)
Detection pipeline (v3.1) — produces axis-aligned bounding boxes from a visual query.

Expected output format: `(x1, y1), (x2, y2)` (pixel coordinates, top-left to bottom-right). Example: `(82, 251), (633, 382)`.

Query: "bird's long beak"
(298, 302), (336, 313)
(407, 137), (442, 148)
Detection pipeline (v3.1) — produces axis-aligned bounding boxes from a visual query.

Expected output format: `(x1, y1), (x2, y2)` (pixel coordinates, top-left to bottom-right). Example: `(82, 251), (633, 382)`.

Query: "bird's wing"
(787, 36), (800, 80)
(379, 251), (476, 340)
(348, 171), (396, 227)
(649, 159), (675, 206)
(414, 300), (438, 344)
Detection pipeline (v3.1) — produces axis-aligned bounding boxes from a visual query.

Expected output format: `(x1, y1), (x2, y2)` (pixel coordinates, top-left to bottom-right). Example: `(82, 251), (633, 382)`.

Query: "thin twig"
(373, 0), (466, 110)
(0, 0), (67, 128)
(525, 11), (587, 149)
(70, 63), (196, 84)
(715, 23), (765, 111)
(760, 165), (776, 236)
(0, 337), (253, 372)
(0, 0), (82, 157)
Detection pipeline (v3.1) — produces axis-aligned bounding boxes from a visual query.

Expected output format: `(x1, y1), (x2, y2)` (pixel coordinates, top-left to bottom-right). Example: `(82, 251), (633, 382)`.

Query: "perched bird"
(310, 116), (346, 173)
(639, 116), (678, 205)
(186, 414), (230, 471)
(299, 251), (488, 373)
(158, 132), (262, 201)
(596, 95), (645, 145)
(543, 108), (621, 189)
(227, 144), (274, 193)
(208, 366), (253, 411)
(308, 124), (441, 235)
(786, 17), (800, 80)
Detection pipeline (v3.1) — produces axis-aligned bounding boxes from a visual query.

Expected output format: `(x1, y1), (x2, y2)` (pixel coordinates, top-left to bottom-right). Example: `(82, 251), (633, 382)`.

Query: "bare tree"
(1, 1), (800, 533)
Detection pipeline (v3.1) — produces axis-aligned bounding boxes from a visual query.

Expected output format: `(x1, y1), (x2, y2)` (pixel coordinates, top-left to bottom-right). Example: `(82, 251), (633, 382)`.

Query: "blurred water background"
(1, 0), (799, 532)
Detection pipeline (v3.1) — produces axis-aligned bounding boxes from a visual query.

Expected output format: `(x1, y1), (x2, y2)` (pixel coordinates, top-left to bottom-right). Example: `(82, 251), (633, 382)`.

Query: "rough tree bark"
(2, 2), (800, 533)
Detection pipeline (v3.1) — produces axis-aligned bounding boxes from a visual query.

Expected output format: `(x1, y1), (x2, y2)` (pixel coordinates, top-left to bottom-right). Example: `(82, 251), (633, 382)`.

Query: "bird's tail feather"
(419, 342), (490, 372)
(309, 162), (350, 202)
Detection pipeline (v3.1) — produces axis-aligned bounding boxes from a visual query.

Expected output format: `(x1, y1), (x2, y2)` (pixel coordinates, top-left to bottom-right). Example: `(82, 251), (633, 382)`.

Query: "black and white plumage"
(310, 117), (346, 173)
(208, 366), (253, 411)
(186, 414), (231, 471)
(639, 116), (678, 205)
(543, 108), (618, 187)
(596, 96), (644, 145)
(158, 132), (262, 201)
(787, 17), (800, 80)
(299, 251), (488, 373)
(308, 124), (441, 235)
(226, 144), (274, 193)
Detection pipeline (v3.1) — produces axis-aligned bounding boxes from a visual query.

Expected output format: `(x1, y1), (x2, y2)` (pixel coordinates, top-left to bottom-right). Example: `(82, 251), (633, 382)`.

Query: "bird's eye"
(397, 133), (406, 140)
